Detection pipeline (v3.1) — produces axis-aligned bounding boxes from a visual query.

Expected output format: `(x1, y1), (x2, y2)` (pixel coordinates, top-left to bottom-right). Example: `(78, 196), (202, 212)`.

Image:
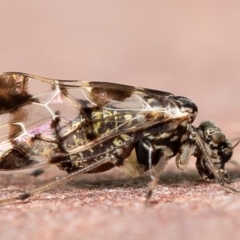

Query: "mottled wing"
(0, 72), (189, 170)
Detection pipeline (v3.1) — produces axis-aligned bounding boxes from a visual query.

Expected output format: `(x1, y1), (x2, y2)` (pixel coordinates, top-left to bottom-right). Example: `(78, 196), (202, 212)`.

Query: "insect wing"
(0, 72), (190, 170)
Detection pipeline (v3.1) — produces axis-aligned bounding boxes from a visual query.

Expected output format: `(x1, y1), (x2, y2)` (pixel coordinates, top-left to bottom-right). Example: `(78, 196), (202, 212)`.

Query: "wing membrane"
(0, 72), (190, 170)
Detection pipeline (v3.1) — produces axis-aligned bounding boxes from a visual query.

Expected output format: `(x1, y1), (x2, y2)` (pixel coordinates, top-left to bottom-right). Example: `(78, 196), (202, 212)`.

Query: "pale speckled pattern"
(1, 1), (240, 240)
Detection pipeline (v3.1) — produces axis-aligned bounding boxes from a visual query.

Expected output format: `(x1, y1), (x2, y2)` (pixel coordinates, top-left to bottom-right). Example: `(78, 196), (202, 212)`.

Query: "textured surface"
(1, 166), (240, 240)
(1, 1), (240, 240)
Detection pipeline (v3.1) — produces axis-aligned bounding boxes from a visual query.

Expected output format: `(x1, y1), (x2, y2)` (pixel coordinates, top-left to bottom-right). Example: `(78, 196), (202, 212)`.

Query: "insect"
(0, 72), (237, 204)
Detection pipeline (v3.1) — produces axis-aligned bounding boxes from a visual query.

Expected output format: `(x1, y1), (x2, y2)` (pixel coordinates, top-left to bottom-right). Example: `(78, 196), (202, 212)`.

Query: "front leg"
(194, 121), (233, 183)
(195, 155), (229, 183)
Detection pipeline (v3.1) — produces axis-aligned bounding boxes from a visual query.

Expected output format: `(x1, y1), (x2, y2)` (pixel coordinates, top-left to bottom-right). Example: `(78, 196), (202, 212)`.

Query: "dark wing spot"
(0, 73), (34, 113)
(90, 82), (133, 103)
(50, 115), (61, 129)
(0, 149), (38, 170)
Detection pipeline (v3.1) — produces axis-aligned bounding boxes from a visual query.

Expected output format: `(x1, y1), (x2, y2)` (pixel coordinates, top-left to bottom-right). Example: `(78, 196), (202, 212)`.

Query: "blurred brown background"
(1, 1), (240, 131)
(1, 1), (240, 240)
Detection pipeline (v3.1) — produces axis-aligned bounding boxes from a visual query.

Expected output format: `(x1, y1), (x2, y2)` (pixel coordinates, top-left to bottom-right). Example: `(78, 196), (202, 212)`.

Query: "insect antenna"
(228, 139), (240, 166)
(221, 185), (239, 194)
(0, 156), (117, 205)
(232, 138), (240, 149)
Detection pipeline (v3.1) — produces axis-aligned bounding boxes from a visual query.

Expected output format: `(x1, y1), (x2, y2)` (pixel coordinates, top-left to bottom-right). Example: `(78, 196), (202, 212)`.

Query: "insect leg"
(135, 140), (172, 202)
(175, 131), (196, 171)
(0, 156), (117, 205)
(135, 139), (156, 178)
(146, 148), (172, 202)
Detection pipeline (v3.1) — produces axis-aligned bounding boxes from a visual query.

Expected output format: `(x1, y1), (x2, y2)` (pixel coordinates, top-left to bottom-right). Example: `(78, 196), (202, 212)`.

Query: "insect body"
(0, 72), (235, 204)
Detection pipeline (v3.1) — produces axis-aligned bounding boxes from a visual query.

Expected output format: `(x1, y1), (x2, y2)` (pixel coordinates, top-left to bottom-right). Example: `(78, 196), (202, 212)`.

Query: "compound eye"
(211, 131), (225, 144)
